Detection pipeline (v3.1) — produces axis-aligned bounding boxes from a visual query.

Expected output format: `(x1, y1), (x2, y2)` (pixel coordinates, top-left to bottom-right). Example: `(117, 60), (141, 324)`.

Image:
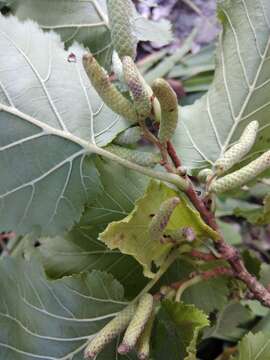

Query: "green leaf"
(100, 181), (217, 278)
(231, 332), (270, 360)
(0, 15), (133, 235)
(204, 302), (254, 342)
(2, 0), (113, 67)
(24, 159), (149, 298)
(3, 1), (172, 68)
(174, 0), (270, 171)
(153, 300), (209, 360)
(235, 194), (270, 225)
(0, 258), (135, 359)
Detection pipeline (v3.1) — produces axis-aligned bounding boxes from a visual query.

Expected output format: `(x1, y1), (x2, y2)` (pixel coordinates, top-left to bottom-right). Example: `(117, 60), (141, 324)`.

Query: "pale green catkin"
(83, 53), (137, 122)
(107, 0), (137, 59)
(148, 197), (180, 242)
(114, 126), (142, 146)
(122, 56), (152, 121)
(84, 304), (136, 359)
(215, 120), (259, 175)
(105, 144), (161, 167)
(136, 311), (155, 360)
(152, 78), (179, 143)
(210, 150), (270, 194)
(197, 168), (214, 183)
(118, 293), (154, 354)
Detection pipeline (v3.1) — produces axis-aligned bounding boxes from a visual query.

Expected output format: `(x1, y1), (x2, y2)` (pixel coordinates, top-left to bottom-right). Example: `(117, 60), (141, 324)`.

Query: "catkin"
(83, 53), (137, 122)
(105, 144), (161, 167)
(136, 311), (155, 360)
(84, 304), (136, 359)
(215, 121), (259, 175)
(210, 150), (270, 194)
(152, 78), (179, 143)
(118, 293), (154, 354)
(148, 197), (180, 242)
(107, 0), (137, 59)
(122, 56), (152, 121)
(114, 126), (142, 146)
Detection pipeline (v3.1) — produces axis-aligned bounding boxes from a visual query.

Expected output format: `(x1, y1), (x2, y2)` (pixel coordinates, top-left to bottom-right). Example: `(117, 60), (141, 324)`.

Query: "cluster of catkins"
(83, 0), (180, 169)
(84, 293), (154, 359)
(198, 121), (270, 193)
(84, 196), (182, 359)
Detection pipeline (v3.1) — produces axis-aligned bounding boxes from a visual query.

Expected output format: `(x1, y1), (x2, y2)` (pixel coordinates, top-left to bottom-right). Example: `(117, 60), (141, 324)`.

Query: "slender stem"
(167, 141), (181, 168)
(174, 267), (234, 302)
(134, 249), (180, 302)
(96, 146), (188, 190)
(188, 249), (217, 261)
(175, 275), (202, 302)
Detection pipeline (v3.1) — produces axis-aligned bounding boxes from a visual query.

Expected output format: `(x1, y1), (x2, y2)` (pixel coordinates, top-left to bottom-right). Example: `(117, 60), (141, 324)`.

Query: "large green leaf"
(153, 300), (209, 360)
(24, 159), (149, 297)
(1, 0), (172, 68)
(100, 181), (217, 278)
(175, 0), (270, 172)
(1, 0), (113, 67)
(0, 258), (136, 359)
(231, 332), (270, 360)
(204, 302), (254, 342)
(0, 15), (133, 235)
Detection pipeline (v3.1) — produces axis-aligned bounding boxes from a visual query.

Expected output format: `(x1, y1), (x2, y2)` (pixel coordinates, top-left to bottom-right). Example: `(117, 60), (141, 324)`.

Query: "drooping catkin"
(107, 0), (138, 60)
(118, 293), (154, 354)
(122, 56), (152, 121)
(210, 150), (270, 194)
(84, 304), (136, 359)
(148, 197), (180, 242)
(105, 144), (161, 167)
(215, 121), (259, 175)
(136, 311), (155, 360)
(152, 78), (179, 143)
(114, 126), (142, 146)
(83, 53), (137, 122)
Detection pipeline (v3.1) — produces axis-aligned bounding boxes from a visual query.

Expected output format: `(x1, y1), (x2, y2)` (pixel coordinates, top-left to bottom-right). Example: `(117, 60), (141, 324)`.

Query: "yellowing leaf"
(100, 181), (217, 278)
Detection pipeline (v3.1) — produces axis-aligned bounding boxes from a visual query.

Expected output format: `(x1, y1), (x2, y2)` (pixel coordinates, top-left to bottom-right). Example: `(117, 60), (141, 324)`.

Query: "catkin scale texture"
(210, 150), (270, 194)
(107, 0), (137, 59)
(118, 294), (154, 354)
(215, 121), (259, 175)
(105, 144), (161, 167)
(84, 304), (136, 359)
(152, 78), (179, 143)
(122, 56), (152, 120)
(148, 197), (180, 241)
(83, 53), (137, 122)
(136, 311), (155, 360)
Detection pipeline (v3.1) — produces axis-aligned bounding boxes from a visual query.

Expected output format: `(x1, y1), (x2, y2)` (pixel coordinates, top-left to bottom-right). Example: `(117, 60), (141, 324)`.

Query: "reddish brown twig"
(189, 249), (217, 262)
(167, 141), (181, 168)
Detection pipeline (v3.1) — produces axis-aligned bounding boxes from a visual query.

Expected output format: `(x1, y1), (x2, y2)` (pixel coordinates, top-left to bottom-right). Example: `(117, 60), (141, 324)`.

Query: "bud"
(210, 150), (270, 194)
(118, 293), (154, 354)
(122, 56), (152, 121)
(198, 168), (214, 183)
(152, 78), (179, 143)
(114, 126), (142, 146)
(148, 197), (180, 242)
(215, 121), (259, 175)
(83, 53), (137, 122)
(105, 144), (161, 167)
(107, 0), (138, 59)
(84, 304), (136, 359)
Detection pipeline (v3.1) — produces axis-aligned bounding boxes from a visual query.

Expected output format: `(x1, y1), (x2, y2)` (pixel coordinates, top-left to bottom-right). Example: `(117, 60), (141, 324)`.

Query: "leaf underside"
(175, 0), (270, 172)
